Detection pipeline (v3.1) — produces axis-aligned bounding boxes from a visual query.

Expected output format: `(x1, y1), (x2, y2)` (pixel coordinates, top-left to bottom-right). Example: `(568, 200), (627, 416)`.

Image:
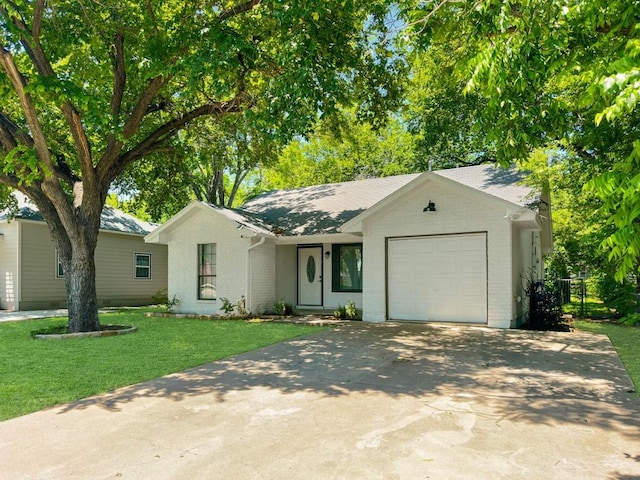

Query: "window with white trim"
(135, 253), (151, 279)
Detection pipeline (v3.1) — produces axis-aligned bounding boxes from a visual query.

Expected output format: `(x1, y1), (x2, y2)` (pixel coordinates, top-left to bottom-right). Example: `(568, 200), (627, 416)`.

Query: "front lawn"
(573, 320), (640, 393)
(0, 312), (326, 421)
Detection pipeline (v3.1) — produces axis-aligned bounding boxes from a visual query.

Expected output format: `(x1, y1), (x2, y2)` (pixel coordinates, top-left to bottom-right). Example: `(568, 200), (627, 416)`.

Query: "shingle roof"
(241, 173), (419, 235)
(435, 164), (533, 207)
(239, 165), (534, 236)
(204, 204), (276, 237)
(0, 193), (157, 236)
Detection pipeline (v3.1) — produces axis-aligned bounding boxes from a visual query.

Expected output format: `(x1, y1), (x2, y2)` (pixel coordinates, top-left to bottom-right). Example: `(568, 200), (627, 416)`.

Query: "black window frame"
(197, 243), (217, 300)
(331, 243), (363, 293)
(55, 250), (64, 279)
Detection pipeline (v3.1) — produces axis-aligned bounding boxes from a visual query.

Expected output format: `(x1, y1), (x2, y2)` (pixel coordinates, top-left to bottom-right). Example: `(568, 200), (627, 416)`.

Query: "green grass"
(563, 297), (613, 318)
(0, 312), (327, 421)
(573, 320), (640, 393)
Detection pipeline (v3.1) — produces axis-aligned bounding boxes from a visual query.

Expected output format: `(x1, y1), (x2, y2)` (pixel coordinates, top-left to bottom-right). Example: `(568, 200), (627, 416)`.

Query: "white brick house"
(145, 165), (552, 328)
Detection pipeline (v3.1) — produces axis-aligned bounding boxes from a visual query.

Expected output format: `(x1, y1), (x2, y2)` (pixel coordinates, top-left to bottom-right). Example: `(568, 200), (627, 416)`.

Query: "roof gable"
(340, 165), (536, 233)
(145, 201), (276, 244)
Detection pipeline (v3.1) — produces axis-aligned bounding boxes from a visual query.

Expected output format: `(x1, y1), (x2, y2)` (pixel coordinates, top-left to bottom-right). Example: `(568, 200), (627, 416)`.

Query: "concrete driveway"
(1, 323), (639, 479)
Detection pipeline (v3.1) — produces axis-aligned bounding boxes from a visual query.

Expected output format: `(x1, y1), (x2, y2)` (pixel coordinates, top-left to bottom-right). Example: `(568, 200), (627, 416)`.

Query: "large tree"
(405, 0), (640, 280)
(0, 0), (405, 331)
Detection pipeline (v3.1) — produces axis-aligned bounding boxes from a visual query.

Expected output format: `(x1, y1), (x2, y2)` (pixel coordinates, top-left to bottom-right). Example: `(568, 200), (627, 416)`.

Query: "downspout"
(246, 236), (266, 314)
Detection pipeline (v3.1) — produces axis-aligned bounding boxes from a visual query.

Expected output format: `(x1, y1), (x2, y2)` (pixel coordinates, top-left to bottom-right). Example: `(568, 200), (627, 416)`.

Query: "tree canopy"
(0, 0), (407, 331)
(402, 0), (640, 281)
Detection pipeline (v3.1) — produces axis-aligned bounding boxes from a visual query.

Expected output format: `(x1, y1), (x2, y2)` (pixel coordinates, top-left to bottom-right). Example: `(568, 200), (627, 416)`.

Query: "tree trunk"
(63, 238), (100, 332)
(43, 189), (103, 333)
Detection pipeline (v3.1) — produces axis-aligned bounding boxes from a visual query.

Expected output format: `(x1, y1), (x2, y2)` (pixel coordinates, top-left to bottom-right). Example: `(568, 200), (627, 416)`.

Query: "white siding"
(166, 209), (254, 315)
(361, 180), (514, 328)
(0, 221), (20, 310)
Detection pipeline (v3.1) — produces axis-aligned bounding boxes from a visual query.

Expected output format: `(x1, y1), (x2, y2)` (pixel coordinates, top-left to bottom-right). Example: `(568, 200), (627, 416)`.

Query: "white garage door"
(388, 233), (487, 323)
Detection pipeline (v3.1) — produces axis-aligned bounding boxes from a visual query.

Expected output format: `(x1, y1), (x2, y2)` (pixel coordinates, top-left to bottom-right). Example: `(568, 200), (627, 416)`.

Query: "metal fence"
(555, 277), (589, 315)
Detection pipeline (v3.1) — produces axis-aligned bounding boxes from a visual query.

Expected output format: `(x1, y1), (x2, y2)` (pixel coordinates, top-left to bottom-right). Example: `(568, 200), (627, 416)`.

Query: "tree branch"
(121, 75), (167, 138)
(101, 98), (247, 185)
(218, 0), (262, 22)
(54, 155), (82, 186)
(2, 6), (95, 188)
(0, 46), (54, 173)
(0, 173), (21, 189)
(32, 0), (45, 40)
(110, 31), (126, 118)
(0, 111), (34, 150)
(21, 182), (74, 250)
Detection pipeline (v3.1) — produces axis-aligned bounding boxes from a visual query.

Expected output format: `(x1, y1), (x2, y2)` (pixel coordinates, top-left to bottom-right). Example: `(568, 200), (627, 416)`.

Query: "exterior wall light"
(423, 201), (436, 212)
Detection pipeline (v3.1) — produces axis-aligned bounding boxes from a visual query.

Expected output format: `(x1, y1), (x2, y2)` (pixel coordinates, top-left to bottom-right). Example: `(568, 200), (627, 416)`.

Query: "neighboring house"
(0, 195), (168, 311)
(145, 164), (552, 328)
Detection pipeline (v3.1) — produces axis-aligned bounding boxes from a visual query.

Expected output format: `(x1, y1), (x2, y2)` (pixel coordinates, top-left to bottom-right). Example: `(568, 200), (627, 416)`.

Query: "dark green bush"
(594, 273), (638, 316)
(524, 279), (566, 331)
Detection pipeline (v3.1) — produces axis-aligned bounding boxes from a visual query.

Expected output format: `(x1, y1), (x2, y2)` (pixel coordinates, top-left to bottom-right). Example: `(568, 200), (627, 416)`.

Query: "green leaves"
(596, 37), (640, 125)
(586, 141), (640, 280)
(2, 145), (43, 185)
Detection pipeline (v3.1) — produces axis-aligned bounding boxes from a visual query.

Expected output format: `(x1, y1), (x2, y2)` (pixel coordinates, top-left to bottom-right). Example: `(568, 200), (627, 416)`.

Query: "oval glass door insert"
(306, 255), (316, 283)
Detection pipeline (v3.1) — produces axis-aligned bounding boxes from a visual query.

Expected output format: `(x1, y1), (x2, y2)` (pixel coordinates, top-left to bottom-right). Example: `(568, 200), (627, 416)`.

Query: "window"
(332, 244), (363, 292)
(56, 251), (64, 278)
(198, 243), (216, 300)
(135, 253), (151, 279)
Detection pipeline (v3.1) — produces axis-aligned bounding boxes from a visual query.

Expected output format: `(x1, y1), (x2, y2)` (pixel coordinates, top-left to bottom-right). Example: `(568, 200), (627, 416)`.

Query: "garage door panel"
(388, 233), (487, 323)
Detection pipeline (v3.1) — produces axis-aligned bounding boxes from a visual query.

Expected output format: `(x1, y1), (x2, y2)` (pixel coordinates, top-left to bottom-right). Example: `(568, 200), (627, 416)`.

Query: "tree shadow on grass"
(59, 323), (640, 443)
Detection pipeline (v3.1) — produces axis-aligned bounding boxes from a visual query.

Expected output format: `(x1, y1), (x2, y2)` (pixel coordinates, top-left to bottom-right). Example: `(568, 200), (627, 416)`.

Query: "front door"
(298, 246), (323, 306)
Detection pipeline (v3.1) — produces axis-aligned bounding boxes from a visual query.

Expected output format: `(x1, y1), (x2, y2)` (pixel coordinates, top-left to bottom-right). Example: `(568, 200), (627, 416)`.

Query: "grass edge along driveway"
(574, 319), (640, 394)
(0, 311), (327, 421)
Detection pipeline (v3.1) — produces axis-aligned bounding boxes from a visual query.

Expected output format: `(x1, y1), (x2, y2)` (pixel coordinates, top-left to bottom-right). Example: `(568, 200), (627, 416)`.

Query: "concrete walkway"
(1, 323), (639, 479)
(0, 308), (69, 322)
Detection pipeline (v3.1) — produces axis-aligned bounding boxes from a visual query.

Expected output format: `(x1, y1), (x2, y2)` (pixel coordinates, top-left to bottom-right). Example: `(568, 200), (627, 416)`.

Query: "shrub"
(236, 296), (247, 316)
(334, 304), (347, 319)
(273, 299), (293, 316)
(594, 273), (638, 316)
(620, 313), (640, 327)
(345, 299), (360, 320)
(219, 297), (235, 314)
(151, 289), (179, 312)
(524, 279), (566, 331)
